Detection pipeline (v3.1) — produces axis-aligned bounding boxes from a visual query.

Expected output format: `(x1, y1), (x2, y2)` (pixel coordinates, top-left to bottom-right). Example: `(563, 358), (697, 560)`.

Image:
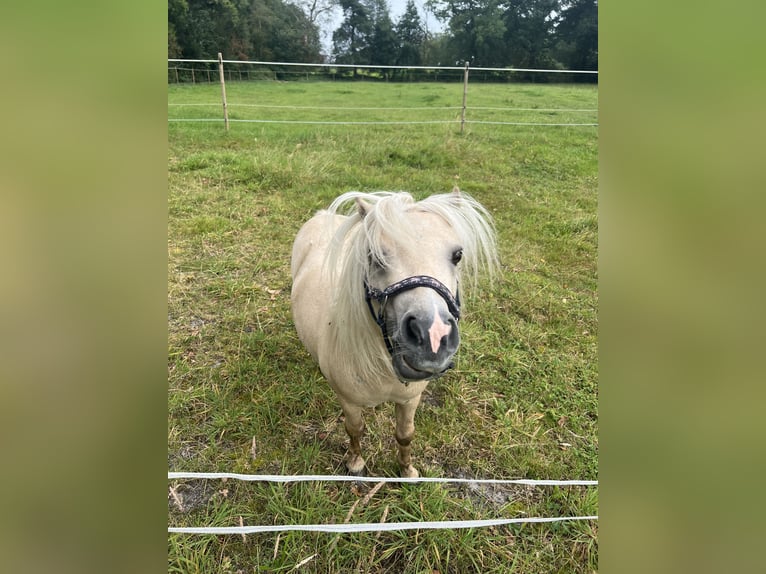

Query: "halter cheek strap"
(364, 275), (461, 359)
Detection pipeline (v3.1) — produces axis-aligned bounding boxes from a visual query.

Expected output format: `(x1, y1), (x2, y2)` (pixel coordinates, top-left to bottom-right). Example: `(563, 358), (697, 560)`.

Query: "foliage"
(396, 0), (426, 66)
(554, 0), (598, 71)
(502, 0), (560, 70)
(332, 0), (374, 64)
(169, 0), (597, 76)
(168, 80), (598, 572)
(369, 0), (399, 66)
(250, 0), (323, 62)
(427, 0), (597, 72)
(168, 0), (323, 62)
(289, 0), (339, 26)
(437, 0), (508, 67)
(333, 0), (433, 70)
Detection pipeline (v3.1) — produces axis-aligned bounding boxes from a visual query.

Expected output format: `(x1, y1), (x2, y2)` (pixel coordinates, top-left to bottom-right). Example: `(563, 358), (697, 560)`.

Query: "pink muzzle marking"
(428, 302), (453, 353)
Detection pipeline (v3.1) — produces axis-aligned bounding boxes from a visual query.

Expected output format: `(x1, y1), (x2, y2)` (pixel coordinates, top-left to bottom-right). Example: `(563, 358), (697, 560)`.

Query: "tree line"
(169, 0), (596, 75)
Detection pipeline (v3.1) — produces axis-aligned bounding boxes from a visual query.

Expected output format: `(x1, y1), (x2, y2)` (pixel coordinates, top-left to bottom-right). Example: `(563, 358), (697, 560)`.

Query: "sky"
(318, 0), (446, 56)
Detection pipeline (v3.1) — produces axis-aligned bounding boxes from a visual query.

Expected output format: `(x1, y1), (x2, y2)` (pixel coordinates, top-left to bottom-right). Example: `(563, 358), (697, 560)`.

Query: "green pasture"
(168, 80), (598, 572)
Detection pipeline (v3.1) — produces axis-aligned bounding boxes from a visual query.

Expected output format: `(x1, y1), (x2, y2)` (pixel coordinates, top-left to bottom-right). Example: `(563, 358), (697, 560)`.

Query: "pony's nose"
(402, 312), (458, 355)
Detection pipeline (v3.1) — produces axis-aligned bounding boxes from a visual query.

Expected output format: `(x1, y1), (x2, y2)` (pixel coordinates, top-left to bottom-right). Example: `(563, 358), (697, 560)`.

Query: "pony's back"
(290, 211), (345, 366)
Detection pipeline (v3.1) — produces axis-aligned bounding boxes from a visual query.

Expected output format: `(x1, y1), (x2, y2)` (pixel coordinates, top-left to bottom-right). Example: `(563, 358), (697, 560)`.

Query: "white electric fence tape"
(168, 118), (458, 125)
(168, 472), (597, 486)
(168, 472), (597, 535)
(169, 515), (598, 535)
(168, 119), (597, 126)
(168, 103), (596, 113)
(168, 59), (599, 75)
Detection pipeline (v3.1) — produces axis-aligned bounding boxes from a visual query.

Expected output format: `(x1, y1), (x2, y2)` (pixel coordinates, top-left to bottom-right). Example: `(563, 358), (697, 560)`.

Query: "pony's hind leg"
(395, 399), (421, 478)
(340, 401), (366, 475)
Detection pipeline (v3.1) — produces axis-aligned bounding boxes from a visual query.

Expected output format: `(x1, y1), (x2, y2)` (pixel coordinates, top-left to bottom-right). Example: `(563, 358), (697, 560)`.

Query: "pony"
(290, 189), (498, 477)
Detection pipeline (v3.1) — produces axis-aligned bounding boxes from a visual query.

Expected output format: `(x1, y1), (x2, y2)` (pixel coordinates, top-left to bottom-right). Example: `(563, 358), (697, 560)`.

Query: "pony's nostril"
(405, 316), (425, 346)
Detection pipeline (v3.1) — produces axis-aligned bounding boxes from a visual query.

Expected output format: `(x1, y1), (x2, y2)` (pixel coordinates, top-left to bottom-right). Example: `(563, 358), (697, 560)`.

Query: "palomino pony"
(290, 189), (497, 477)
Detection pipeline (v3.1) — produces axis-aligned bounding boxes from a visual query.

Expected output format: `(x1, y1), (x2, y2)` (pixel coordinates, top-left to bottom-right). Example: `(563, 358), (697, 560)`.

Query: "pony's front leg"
(395, 398), (422, 478)
(340, 401), (366, 475)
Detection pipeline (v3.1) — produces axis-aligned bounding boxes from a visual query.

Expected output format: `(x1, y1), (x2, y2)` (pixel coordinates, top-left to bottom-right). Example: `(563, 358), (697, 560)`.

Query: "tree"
(289, 0), (339, 25)
(332, 0), (374, 64)
(369, 0), (399, 65)
(501, 0), (560, 70)
(167, 0), (597, 78)
(168, 0), (189, 58)
(250, 0), (322, 62)
(288, 0), (341, 56)
(168, 0), (323, 62)
(421, 31), (452, 66)
(396, 0), (426, 66)
(430, 0), (507, 67)
(554, 0), (597, 71)
(170, 0), (240, 59)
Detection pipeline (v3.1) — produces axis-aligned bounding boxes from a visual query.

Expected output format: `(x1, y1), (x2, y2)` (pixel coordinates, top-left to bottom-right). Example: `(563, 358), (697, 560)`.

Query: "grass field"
(168, 80), (598, 572)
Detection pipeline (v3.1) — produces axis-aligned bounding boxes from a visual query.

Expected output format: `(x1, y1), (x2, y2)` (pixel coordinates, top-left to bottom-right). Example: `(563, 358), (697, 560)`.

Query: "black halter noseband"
(364, 275), (461, 362)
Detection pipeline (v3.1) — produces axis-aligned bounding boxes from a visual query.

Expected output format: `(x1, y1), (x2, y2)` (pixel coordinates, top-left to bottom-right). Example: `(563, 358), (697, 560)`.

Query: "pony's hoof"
(345, 456), (366, 476)
(400, 465), (419, 478)
(347, 466), (367, 477)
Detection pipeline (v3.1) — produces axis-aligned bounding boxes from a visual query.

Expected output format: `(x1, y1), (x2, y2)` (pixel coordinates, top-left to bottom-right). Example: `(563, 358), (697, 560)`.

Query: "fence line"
(168, 119), (596, 127)
(168, 56), (598, 132)
(168, 471), (597, 535)
(470, 106), (597, 112)
(168, 58), (599, 75)
(168, 119), (459, 125)
(168, 471), (597, 486)
(169, 103), (597, 113)
(169, 103), (464, 111)
(169, 515), (598, 535)
(469, 121), (598, 126)
(168, 102), (597, 127)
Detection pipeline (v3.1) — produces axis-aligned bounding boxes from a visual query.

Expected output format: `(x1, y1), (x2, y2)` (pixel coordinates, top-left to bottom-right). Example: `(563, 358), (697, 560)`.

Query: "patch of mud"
(168, 480), (214, 514)
(449, 469), (545, 509)
(167, 441), (206, 469)
(420, 385), (445, 408)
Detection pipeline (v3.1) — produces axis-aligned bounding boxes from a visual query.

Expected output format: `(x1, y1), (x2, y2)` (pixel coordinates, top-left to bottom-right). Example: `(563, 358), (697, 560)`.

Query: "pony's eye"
(451, 249), (463, 265)
(368, 251), (386, 270)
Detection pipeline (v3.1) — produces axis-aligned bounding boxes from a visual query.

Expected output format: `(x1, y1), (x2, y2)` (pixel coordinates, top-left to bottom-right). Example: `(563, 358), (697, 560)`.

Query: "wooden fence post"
(461, 62), (470, 134)
(218, 52), (229, 131)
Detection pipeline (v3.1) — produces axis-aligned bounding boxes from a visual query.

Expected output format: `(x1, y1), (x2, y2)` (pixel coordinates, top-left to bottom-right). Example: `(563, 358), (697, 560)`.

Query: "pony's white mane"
(324, 190), (498, 381)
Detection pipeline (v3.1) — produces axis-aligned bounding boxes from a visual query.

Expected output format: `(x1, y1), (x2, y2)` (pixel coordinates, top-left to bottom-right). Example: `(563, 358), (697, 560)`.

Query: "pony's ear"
(356, 197), (373, 219)
(451, 185), (461, 197)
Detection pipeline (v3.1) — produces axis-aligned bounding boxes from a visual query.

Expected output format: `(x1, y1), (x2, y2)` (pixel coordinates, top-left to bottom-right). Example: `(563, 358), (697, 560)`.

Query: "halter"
(364, 275), (461, 382)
